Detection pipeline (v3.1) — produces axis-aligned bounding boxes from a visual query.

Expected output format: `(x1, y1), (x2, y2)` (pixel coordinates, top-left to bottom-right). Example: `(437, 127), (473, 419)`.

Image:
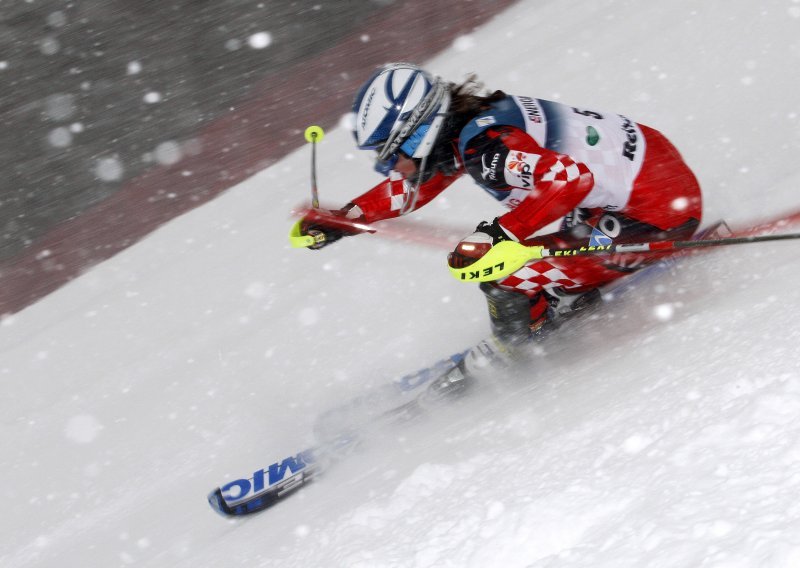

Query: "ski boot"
(544, 286), (602, 319)
(425, 284), (605, 402)
(424, 283), (543, 401)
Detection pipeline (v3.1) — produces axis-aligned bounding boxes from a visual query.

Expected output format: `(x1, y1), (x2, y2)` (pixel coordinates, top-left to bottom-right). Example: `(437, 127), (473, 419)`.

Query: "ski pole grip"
(288, 220), (325, 248)
(449, 241), (544, 282)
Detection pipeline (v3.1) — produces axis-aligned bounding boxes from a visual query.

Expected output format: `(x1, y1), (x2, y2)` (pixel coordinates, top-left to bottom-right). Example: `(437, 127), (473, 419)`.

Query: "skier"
(298, 63), (702, 368)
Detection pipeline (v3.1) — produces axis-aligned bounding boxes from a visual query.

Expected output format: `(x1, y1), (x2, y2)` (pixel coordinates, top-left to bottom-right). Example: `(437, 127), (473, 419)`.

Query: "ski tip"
(207, 488), (233, 517)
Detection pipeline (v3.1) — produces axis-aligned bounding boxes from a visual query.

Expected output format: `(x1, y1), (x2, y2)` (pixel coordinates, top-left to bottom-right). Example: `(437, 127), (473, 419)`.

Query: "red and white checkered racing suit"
(343, 95), (702, 317)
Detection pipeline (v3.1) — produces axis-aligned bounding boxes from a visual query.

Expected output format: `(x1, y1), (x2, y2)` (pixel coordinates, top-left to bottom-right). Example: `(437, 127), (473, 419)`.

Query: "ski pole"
(304, 125), (324, 209)
(288, 126), (328, 248)
(450, 231), (800, 282)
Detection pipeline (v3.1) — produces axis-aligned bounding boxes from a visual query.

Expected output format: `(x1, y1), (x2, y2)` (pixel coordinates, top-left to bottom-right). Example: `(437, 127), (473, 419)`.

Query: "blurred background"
(1, 0), (385, 258)
(0, 0), (515, 313)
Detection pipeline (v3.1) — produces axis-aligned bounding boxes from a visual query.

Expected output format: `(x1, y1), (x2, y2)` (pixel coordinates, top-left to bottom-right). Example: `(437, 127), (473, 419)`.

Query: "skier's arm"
(299, 169), (460, 249)
(462, 126), (594, 242)
(449, 126), (594, 268)
(345, 169), (460, 224)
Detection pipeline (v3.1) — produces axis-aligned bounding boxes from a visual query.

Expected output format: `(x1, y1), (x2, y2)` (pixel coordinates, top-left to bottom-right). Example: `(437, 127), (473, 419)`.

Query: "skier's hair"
(417, 74), (507, 181)
(448, 74), (506, 116)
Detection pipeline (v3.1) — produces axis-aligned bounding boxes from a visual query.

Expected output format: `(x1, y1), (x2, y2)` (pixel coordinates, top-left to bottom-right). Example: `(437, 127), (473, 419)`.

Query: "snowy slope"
(3, 1), (800, 566)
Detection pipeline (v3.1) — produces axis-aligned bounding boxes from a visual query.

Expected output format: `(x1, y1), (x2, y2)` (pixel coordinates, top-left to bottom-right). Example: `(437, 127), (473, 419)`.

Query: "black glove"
(448, 218), (513, 268)
(300, 206), (364, 250)
(300, 223), (346, 250)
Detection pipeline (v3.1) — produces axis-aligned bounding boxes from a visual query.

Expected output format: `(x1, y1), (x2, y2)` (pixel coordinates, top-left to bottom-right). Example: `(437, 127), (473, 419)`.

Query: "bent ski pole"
(288, 126), (329, 248)
(304, 125), (324, 209)
(449, 232), (800, 283)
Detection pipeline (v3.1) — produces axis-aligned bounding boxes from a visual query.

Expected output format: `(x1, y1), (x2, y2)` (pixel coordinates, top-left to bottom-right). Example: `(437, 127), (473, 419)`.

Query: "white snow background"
(3, 1), (800, 566)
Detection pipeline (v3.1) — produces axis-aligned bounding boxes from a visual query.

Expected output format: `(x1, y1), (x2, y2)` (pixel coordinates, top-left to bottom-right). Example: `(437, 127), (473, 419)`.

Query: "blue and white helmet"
(352, 63), (451, 174)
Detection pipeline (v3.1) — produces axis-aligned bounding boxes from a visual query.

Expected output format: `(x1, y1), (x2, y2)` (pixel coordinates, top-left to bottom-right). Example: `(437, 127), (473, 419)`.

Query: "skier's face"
(394, 153), (418, 178)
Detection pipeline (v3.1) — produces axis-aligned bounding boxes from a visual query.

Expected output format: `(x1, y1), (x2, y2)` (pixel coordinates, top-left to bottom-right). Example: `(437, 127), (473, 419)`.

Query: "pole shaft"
(540, 232), (800, 258)
(310, 133), (320, 209)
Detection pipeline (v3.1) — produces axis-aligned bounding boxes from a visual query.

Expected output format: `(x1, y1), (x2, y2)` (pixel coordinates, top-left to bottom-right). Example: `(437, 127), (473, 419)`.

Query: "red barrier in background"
(0, 0), (519, 315)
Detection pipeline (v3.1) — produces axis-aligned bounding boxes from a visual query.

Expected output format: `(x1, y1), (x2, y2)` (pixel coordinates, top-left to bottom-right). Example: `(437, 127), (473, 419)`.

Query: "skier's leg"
(478, 282), (537, 347)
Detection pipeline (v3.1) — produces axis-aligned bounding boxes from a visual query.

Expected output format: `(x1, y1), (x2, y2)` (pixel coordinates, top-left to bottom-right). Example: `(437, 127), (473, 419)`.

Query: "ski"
(207, 448), (320, 516)
(207, 437), (361, 517)
(207, 350), (469, 517)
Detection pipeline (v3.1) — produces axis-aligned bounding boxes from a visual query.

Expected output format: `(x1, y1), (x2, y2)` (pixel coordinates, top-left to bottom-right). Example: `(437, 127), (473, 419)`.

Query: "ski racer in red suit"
(299, 63), (702, 362)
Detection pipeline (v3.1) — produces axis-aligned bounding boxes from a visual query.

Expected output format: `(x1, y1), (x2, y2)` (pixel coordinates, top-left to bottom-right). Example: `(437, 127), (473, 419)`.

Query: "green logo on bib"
(586, 126), (600, 146)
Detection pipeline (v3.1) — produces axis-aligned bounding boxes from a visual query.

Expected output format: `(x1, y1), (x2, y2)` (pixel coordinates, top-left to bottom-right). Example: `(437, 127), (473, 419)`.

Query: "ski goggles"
(373, 124), (430, 175)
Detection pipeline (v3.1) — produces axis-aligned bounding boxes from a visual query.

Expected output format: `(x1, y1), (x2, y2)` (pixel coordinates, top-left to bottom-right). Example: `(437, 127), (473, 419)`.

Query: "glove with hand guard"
(448, 218), (515, 268)
(299, 206), (366, 250)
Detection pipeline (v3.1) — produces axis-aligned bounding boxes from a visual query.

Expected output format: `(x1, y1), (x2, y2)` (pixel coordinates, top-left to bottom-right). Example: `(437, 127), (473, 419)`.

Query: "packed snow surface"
(3, 1), (800, 566)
